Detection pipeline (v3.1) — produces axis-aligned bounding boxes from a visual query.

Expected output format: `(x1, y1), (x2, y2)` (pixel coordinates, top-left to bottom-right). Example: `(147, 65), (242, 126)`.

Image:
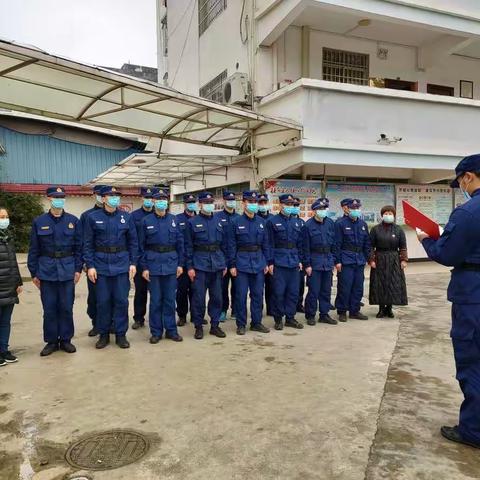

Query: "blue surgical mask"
(143, 199), (153, 209)
(315, 209), (329, 219)
(202, 203), (215, 214)
(95, 195), (102, 204)
(226, 200), (236, 209)
(155, 199), (168, 210)
(292, 206), (300, 215)
(246, 203), (259, 214)
(51, 198), (65, 209)
(460, 177), (472, 201)
(0, 218), (10, 230)
(186, 203), (197, 212)
(382, 214), (395, 224)
(283, 206), (294, 216)
(107, 196), (120, 208)
(349, 209), (362, 219)
(258, 205), (268, 213)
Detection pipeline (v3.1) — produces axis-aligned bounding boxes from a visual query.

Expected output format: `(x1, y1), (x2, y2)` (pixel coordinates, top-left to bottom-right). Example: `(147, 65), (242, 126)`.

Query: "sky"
(0, 0), (157, 68)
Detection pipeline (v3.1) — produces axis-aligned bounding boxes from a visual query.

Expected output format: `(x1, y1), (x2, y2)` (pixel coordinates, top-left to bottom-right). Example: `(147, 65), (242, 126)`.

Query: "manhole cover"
(65, 430), (150, 471)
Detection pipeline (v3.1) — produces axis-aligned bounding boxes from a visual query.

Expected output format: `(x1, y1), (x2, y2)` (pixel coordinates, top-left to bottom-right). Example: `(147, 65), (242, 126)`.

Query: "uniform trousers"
(148, 274), (178, 337)
(335, 264), (364, 314)
(191, 270), (222, 328)
(234, 271), (264, 328)
(305, 270), (333, 318)
(272, 266), (300, 320)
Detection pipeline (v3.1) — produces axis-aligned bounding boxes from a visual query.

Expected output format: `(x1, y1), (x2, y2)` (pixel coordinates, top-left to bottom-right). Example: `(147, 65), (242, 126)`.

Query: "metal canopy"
(0, 39), (300, 152)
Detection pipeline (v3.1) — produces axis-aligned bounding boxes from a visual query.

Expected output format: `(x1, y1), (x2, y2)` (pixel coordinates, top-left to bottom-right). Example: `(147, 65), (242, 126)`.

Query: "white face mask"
(382, 214), (395, 224)
(0, 218), (10, 230)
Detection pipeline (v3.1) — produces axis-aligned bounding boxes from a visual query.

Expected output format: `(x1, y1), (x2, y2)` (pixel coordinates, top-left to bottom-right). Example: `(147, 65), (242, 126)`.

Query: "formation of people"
(0, 185), (410, 362)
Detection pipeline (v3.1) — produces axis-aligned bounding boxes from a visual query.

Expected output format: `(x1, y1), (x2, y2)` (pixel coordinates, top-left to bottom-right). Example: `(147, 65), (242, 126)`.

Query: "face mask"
(186, 203), (197, 212)
(155, 199), (168, 210)
(202, 203), (215, 214)
(51, 198), (65, 210)
(283, 206), (294, 216)
(382, 214), (395, 224)
(96, 195), (102, 204)
(315, 209), (329, 219)
(246, 203), (259, 214)
(291, 207), (300, 215)
(460, 176), (472, 201)
(106, 196), (120, 208)
(349, 209), (362, 219)
(143, 199), (153, 209)
(225, 200), (236, 209)
(258, 205), (268, 213)
(0, 219), (10, 230)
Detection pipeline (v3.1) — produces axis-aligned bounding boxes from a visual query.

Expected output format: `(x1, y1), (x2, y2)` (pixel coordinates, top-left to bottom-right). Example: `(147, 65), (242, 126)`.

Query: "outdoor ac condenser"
(223, 73), (251, 106)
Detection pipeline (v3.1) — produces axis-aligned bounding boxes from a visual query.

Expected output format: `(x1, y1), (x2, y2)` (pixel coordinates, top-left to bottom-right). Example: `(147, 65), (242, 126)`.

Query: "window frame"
(322, 47), (370, 86)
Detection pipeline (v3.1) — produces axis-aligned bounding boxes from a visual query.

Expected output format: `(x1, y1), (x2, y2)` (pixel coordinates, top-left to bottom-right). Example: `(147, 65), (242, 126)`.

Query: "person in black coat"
(368, 205), (408, 318)
(0, 207), (23, 366)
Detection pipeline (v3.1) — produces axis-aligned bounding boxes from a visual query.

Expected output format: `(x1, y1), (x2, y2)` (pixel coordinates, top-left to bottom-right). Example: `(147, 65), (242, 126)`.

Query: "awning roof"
(0, 39), (300, 152)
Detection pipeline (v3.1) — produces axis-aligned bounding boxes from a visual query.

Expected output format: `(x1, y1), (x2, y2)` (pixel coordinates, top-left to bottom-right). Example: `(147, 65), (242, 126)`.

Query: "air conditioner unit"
(223, 73), (251, 106)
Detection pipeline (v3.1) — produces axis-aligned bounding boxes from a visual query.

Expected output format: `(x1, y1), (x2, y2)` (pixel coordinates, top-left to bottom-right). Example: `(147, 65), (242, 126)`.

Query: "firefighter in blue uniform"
(83, 186), (138, 349)
(266, 193), (304, 330)
(258, 193), (273, 316)
(418, 154), (480, 449)
(175, 193), (198, 327)
(185, 192), (228, 340)
(227, 190), (270, 335)
(292, 197), (307, 313)
(334, 199), (370, 322)
(138, 189), (183, 344)
(80, 184), (105, 337)
(216, 190), (239, 322)
(131, 186), (157, 330)
(28, 186), (82, 356)
(302, 198), (337, 326)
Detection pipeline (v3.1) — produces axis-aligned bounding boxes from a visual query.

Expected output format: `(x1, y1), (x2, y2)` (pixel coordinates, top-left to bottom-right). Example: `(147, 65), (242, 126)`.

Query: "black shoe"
(88, 327), (99, 337)
(149, 335), (161, 344)
(96, 334), (110, 349)
(116, 336), (130, 349)
(319, 314), (338, 325)
(376, 308), (386, 319)
(132, 321), (145, 330)
(59, 341), (76, 353)
(1, 351), (18, 363)
(40, 342), (59, 356)
(385, 306), (395, 318)
(296, 305), (305, 313)
(177, 316), (187, 327)
(274, 319), (283, 330)
(236, 326), (246, 335)
(166, 332), (183, 342)
(306, 317), (316, 326)
(338, 313), (347, 322)
(250, 323), (270, 333)
(194, 326), (204, 340)
(441, 425), (480, 449)
(285, 318), (304, 329)
(350, 312), (369, 321)
(210, 325), (226, 338)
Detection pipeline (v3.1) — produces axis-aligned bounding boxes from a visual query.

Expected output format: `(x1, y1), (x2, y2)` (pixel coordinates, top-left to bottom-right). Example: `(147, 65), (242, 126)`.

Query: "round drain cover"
(65, 429), (150, 471)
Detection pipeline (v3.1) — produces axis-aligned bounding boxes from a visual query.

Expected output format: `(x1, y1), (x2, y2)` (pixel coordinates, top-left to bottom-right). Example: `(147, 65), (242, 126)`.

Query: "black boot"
(95, 334), (110, 349)
(115, 335), (130, 349)
(350, 312), (368, 321)
(132, 320), (145, 330)
(285, 318), (304, 329)
(177, 316), (187, 327)
(319, 314), (338, 325)
(250, 323), (270, 333)
(376, 306), (386, 318)
(306, 317), (316, 326)
(59, 341), (76, 353)
(194, 326), (204, 340)
(386, 305), (394, 318)
(40, 342), (59, 357)
(338, 312), (347, 322)
(274, 318), (283, 330)
(88, 327), (99, 337)
(210, 325), (226, 338)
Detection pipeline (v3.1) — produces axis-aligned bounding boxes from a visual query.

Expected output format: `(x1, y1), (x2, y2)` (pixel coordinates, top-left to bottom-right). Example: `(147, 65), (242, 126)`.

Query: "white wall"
(387, 0), (480, 20)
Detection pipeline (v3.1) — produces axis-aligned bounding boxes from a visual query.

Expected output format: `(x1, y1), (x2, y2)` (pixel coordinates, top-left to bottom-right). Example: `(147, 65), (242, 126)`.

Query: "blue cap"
(93, 184), (106, 194)
(347, 199), (362, 208)
(258, 193), (268, 202)
(153, 188), (169, 200)
(46, 186), (66, 198)
(340, 198), (352, 207)
(312, 197), (329, 210)
(140, 187), (155, 198)
(279, 194), (295, 204)
(100, 185), (122, 196)
(198, 191), (214, 203)
(183, 193), (197, 203)
(242, 190), (259, 201)
(223, 190), (236, 200)
(451, 154), (480, 188)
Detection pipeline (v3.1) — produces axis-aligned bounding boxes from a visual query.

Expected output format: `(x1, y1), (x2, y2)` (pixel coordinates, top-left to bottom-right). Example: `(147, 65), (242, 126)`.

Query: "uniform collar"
(103, 207), (118, 216)
(184, 210), (195, 217)
(154, 211), (168, 219)
(243, 212), (255, 220)
(142, 206), (153, 213)
(48, 210), (64, 220)
(224, 208), (235, 215)
(472, 188), (480, 198)
(200, 212), (213, 219)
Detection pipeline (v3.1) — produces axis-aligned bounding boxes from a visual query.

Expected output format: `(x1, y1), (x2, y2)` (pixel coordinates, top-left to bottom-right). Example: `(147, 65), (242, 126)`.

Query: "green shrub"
(0, 192), (44, 252)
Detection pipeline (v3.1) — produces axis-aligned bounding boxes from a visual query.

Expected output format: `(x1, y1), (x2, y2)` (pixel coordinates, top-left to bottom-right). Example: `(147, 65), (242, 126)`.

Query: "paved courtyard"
(1, 261), (479, 480)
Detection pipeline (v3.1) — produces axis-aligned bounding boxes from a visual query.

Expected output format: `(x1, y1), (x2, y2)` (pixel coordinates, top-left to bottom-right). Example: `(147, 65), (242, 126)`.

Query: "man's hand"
(299, 263), (303, 271)
(87, 268), (97, 283)
(401, 260), (408, 270)
(416, 228), (430, 242)
(223, 268), (227, 277)
(188, 268), (196, 282)
(264, 266), (269, 275)
(230, 267), (237, 277)
(305, 266), (312, 276)
(335, 263), (342, 273)
(129, 265), (136, 280)
(16, 286), (23, 295)
(268, 265), (274, 275)
(176, 266), (183, 278)
(32, 277), (41, 289)
(143, 270), (150, 282)
(370, 261), (376, 269)
(74, 272), (81, 284)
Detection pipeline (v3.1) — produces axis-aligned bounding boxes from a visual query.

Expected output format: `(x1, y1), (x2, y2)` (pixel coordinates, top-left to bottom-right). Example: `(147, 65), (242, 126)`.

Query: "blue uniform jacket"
(132, 207), (154, 231)
(227, 213), (269, 273)
(266, 213), (303, 268)
(334, 216), (371, 266)
(28, 211), (82, 281)
(80, 204), (102, 263)
(83, 208), (138, 276)
(423, 188), (480, 304)
(175, 211), (196, 267)
(258, 211), (271, 221)
(184, 212), (227, 272)
(138, 212), (184, 276)
(215, 209), (239, 230)
(302, 216), (337, 271)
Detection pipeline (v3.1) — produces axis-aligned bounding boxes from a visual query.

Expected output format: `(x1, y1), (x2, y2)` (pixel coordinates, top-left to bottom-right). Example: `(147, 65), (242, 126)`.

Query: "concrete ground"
(1, 260), (479, 480)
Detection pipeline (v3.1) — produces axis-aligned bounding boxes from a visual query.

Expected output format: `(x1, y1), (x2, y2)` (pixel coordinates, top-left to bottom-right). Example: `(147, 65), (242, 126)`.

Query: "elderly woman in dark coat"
(369, 205), (408, 318)
(0, 207), (23, 366)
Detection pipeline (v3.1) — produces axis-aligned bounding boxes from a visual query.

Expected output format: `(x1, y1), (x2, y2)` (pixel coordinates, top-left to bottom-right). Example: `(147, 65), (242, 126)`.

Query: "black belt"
(194, 244), (219, 252)
(460, 263), (480, 271)
(311, 246), (331, 254)
(342, 244), (362, 253)
(238, 245), (260, 252)
(275, 242), (296, 249)
(95, 246), (127, 253)
(147, 245), (176, 253)
(41, 250), (73, 258)
(375, 247), (398, 252)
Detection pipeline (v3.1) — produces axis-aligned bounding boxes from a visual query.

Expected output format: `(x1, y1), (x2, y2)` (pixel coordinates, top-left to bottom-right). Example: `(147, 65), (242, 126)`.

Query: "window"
(199, 70), (228, 103)
(322, 48), (369, 86)
(161, 14), (168, 56)
(199, 0), (227, 36)
(427, 83), (454, 97)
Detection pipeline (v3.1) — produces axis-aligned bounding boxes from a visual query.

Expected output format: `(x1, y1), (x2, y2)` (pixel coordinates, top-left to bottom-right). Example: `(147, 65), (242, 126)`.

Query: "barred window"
(322, 48), (369, 86)
(199, 0), (227, 36)
(199, 70), (228, 103)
